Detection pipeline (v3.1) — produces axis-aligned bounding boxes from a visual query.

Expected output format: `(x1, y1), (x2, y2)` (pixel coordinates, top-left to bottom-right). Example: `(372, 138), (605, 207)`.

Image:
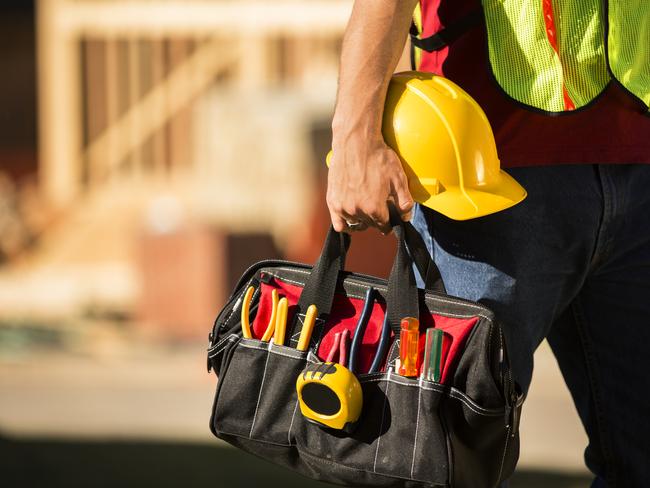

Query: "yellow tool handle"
(240, 286), (254, 339)
(260, 289), (279, 342)
(297, 304), (318, 351)
(274, 297), (289, 346)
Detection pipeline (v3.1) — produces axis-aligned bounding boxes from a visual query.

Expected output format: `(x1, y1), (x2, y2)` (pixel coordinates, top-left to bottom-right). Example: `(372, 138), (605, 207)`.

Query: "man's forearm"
(332, 0), (419, 147)
(326, 0), (417, 233)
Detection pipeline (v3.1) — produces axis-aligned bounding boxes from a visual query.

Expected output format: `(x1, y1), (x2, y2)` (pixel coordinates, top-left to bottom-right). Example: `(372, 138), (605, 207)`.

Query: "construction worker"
(327, 1), (650, 486)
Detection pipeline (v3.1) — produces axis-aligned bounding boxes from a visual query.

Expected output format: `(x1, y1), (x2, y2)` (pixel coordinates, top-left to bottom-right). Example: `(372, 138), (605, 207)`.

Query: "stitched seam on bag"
(497, 421), (512, 482)
(386, 340), (399, 370)
(248, 348), (271, 438)
(373, 375), (391, 474)
(235, 341), (308, 361)
(487, 319), (493, 376)
(361, 377), (503, 416)
(208, 335), (240, 358)
(217, 429), (291, 447)
(263, 271), (368, 301)
(264, 270), (492, 320)
(208, 336), (235, 356)
(208, 277), (258, 353)
(290, 314), (306, 343)
(311, 317), (327, 351)
(222, 277), (257, 330)
(410, 384), (423, 479)
(215, 429), (445, 485)
(287, 400), (299, 446)
(270, 348), (309, 361)
(236, 341), (269, 352)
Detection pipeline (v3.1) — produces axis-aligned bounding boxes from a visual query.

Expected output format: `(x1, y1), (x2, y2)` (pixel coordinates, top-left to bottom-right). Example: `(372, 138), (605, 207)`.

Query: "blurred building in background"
(0, 2), (591, 486)
(3, 0), (376, 339)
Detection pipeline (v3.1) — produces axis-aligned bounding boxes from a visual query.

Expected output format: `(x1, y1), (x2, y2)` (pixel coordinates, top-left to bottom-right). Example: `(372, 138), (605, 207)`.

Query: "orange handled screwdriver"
(398, 317), (420, 377)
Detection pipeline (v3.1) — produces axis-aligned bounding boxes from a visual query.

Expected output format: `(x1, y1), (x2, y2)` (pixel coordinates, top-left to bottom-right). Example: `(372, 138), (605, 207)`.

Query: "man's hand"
(327, 139), (413, 234)
(327, 0), (418, 234)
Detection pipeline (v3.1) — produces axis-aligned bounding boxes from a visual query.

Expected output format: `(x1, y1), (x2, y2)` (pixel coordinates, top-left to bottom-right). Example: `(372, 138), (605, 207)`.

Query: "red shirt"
(418, 0), (650, 168)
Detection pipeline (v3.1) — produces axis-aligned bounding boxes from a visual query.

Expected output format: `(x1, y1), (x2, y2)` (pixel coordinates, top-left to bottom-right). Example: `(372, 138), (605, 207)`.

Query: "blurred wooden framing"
(37, 0), (351, 209)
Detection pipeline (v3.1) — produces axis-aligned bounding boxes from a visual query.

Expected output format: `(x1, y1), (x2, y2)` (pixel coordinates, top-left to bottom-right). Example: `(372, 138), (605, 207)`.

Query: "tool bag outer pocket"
(207, 218), (522, 488)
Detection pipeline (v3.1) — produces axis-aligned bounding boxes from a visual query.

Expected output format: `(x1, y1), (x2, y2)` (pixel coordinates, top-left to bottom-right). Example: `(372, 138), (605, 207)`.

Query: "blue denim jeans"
(411, 164), (650, 488)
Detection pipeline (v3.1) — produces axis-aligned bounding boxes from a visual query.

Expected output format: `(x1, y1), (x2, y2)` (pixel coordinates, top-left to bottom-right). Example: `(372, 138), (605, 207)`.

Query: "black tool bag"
(207, 217), (523, 488)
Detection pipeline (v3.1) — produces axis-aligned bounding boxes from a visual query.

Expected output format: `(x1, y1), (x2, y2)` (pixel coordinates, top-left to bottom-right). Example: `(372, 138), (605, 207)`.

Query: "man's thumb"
(392, 175), (414, 221)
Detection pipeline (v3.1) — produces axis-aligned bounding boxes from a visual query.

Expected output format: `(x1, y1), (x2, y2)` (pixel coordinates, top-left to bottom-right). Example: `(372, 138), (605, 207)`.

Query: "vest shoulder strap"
(410, 10), (483, 53)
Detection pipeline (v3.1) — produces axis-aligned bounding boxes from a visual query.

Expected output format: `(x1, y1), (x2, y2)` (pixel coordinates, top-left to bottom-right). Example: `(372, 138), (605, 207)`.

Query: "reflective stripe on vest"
(412, 0), (650, 114)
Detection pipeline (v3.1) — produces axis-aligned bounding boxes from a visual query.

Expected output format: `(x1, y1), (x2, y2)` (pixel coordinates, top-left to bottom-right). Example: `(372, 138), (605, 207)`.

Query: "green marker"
(422, 328), (444, 382)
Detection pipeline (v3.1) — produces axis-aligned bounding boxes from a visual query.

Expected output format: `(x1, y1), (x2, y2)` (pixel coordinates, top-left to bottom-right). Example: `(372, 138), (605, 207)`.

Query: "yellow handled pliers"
(241, 286), (279, 341)
(274, 297), (289, 346)
(297, 304), (318, 351)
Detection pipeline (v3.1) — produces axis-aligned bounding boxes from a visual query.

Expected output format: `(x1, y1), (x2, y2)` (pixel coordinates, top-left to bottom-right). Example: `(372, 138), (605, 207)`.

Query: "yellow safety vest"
(411, 0), (650, 114)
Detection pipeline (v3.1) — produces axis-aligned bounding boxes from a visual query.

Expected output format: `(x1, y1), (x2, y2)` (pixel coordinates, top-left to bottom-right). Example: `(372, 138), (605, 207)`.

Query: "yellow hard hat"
(328, 71), (527, 220)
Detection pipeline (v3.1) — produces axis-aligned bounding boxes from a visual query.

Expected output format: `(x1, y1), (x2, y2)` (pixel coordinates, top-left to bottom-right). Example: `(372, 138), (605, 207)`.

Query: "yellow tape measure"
(296, 362), (362, 432)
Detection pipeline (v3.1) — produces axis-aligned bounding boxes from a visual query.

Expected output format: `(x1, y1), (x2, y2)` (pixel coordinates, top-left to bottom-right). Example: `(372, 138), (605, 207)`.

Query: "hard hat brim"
(420, 170), (527, 221)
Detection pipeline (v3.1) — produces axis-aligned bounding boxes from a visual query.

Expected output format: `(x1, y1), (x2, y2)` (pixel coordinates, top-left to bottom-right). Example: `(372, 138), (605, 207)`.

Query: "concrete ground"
(0, 335), (591, 486)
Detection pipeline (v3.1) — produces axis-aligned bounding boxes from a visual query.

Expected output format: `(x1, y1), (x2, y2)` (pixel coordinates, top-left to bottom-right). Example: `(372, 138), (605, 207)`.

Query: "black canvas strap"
(410, 10), (483, 53)
(404, 221), (445, 294)
(296, 206), (446, 337)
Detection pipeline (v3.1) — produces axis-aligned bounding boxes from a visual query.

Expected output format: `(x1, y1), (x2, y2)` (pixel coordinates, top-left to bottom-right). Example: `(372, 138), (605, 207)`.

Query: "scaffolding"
(37, 0), (350, 209)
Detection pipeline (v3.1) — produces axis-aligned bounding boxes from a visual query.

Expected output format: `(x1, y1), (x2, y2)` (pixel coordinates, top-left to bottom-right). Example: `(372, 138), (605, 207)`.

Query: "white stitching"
(209, 277), (259, 352)
(214, 427), (432, 482)
(223, 276), (257, 328)
(290, 314), (305, 342)
(386, 340), (399, 370)
(410, 383), (422, 479)
(487, 318), (494, 379)
(360, 376), (504, 416)
(237, 341), (268, 352)
(263, 271), (369, 301)
(268, 349), (309, 361)
(248, 348), (271, 438)
(263, 269), (492, 321)
(287, 400), (299, 445)
(311, 317), (327, 349)
(362, 376), (445, 391)
(497, 421), (512, 481)
(236, 340), (308, 360)
(373, 373), (391, 474)
(208, 335), (236, 354)
(268, 267), (493, 313)
(208, 334), (241, 357)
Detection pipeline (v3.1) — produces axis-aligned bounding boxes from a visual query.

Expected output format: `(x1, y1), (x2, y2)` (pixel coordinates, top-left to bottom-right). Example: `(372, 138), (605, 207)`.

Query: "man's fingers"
(346, 221), (369, 232)
(391, 172), (415, 222)
(329, 207), (349, 233)
(369, 207), (391, 235)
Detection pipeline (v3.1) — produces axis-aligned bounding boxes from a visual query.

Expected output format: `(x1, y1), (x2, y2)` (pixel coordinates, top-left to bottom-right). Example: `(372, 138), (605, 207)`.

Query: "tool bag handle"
(296, 205), (445, 335)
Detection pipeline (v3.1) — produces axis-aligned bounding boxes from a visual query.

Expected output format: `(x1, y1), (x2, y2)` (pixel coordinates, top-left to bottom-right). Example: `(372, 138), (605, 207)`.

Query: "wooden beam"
(57, 1), (352, 36)
(84, 38), (240, 176)
(37, 0), (83, 208)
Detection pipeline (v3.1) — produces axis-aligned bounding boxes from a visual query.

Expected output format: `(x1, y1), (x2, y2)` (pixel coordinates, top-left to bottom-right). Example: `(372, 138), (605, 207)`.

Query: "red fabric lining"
(249, 274), (478, 384)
